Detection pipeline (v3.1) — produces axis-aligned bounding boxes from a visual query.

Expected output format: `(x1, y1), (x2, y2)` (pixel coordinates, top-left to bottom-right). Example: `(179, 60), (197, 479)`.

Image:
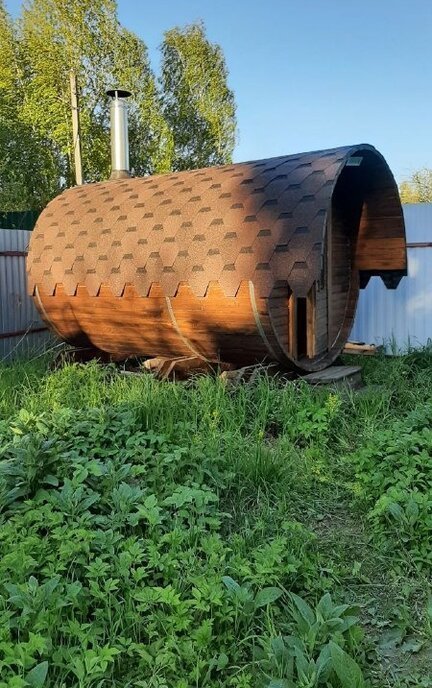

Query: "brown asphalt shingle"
(28, 145), (362, 298)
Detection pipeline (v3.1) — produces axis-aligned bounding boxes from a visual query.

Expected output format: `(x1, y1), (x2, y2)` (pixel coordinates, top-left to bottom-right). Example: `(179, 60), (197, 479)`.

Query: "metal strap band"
(267, 306), (289, 362)
(34, 286), (63, 339)
(248, 282), (279, 361)
(165, 296), (209, 361)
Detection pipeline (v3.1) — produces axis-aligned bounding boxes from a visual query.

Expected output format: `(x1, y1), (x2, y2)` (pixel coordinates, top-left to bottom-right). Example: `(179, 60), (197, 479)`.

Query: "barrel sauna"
(27, 144), (407, 371)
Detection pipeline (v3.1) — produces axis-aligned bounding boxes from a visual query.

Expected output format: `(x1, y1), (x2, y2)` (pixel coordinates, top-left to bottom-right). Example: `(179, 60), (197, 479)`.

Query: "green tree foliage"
(0, 0), (59, 210)
(399, 168), (432, 203)
(115, 29), (174, 176)
(0, 2), (236, 211)
(0, 116), (60, 210)
(19, 0), (167, 184)
(0, 0), (17, 112)
(160, 22), (236, 171)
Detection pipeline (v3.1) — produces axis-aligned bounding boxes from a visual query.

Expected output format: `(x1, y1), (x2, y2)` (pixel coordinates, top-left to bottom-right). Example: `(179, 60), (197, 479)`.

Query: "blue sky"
(6, 0), (432, 182)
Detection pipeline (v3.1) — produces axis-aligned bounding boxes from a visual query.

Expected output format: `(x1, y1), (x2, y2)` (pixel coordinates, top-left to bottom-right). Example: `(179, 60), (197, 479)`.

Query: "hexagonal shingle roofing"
(27, 144), (377, 299)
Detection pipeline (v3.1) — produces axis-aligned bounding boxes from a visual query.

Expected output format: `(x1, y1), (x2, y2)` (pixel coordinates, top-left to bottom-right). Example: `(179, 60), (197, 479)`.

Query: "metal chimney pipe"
(106, 88), (132, 179)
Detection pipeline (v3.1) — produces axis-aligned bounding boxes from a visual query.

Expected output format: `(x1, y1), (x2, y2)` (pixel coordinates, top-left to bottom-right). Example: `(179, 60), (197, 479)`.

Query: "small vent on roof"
(346, 156), (363, 167)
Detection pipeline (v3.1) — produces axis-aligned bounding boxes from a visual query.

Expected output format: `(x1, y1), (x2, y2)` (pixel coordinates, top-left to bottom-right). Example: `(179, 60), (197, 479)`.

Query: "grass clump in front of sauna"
(0, 352), (432, 687)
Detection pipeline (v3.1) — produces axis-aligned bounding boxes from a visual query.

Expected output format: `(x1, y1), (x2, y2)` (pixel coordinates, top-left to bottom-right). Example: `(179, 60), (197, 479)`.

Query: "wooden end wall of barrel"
(27, 144), (407, 371)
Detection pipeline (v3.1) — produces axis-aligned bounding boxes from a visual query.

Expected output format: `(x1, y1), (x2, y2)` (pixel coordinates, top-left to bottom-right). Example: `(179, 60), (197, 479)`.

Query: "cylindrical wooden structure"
(27, 144), (407, 371)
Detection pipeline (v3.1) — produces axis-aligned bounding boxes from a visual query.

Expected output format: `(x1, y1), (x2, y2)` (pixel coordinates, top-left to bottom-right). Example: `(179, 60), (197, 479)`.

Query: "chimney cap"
(106, 88), (132, 99)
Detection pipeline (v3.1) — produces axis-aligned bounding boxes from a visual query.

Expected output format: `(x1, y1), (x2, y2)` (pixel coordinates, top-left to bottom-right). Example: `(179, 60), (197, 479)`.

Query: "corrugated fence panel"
(350, 203), (432, 352)
(0, 228), (53, 360)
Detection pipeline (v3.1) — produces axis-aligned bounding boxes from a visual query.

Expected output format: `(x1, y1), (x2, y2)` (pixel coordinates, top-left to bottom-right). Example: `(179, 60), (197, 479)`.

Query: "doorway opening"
(296, 297), (308, 358)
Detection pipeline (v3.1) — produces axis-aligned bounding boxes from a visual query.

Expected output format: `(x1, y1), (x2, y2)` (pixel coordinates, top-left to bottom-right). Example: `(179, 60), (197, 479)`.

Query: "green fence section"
(0, 210), (41, 231)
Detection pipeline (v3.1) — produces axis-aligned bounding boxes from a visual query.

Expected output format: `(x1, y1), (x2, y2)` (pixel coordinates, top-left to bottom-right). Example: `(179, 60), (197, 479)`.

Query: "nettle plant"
(0, 380), (368, 687)
(260, 592), (365, 688)
(221, 578), (366, 687)
(353, 403), (432, 568)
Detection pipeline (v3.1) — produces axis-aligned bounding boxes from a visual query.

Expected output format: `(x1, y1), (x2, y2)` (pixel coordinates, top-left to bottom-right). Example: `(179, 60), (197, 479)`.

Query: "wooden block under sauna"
(302, 365), (363, 390)
(343, 341), (379, 355)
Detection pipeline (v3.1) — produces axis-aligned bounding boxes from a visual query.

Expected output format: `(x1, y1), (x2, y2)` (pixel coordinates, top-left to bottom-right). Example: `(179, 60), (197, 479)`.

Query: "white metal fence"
(0, 228), (53, 361)
(350, 203), (432, 352)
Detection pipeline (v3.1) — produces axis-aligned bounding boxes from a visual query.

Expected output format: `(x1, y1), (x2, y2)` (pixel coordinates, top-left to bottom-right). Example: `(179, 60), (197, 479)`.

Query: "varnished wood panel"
(355, 167), (406, 275)
(307, 287), (316, 358)
(315, 284), (328, 355)
(35, 282), (283, 366)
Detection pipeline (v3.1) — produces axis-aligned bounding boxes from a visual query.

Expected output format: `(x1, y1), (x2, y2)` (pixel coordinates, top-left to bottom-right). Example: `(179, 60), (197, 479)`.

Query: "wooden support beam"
(307, 286), (316, 358)
(288, 293), (297, 360)
(70, 70), (83, 186)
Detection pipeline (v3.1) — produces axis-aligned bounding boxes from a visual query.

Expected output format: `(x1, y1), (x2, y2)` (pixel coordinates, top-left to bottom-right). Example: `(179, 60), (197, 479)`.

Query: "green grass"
(0, 353), (432, 687)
